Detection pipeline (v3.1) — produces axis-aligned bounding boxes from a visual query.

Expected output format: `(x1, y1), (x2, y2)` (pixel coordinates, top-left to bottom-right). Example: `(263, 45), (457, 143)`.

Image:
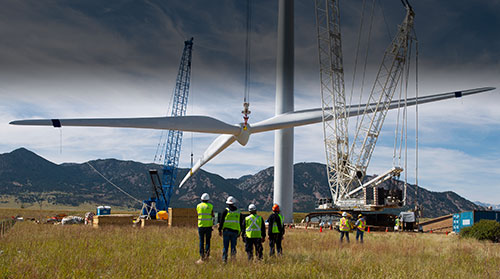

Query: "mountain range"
(474, 201), (500, 211)
(0, 148), (484, 218)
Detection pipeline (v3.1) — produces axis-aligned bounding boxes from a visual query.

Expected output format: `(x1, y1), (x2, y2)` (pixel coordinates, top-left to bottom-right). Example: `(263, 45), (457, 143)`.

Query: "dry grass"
(1, 221), (499, 279)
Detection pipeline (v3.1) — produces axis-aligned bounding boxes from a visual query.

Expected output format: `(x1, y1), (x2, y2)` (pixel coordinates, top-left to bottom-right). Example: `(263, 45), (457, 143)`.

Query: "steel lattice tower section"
(159, 37), (194, 211)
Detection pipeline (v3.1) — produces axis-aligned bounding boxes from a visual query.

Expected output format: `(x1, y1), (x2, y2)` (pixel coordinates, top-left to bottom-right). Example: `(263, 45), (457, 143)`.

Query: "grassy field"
(1, 218), (499, 279)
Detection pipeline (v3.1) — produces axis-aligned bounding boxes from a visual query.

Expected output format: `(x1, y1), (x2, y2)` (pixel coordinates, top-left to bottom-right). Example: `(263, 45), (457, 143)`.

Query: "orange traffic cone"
(320, 227), (323, 233)
(385, 227), (389, 232)
(367, 226), (370, 233)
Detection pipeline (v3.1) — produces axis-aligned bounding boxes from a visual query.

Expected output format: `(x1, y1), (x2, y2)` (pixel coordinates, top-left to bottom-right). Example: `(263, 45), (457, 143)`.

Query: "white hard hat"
(201, 193), (210, 201)
(342, 212), (347, 217)
(226, 196), (236, 205)
(248, 204), (257, 212)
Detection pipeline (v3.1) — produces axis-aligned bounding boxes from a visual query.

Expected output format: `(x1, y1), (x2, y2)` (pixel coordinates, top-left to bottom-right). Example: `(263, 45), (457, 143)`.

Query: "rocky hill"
(0, 148), (483, 217)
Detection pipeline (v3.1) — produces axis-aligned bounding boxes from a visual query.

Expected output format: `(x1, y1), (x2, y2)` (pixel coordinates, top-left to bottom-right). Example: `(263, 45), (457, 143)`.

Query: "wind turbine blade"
(251, 87), (495, 133)
(179, 134), (237, 188)
(9, 115), (241, 135)
(251, 108), (324, 133)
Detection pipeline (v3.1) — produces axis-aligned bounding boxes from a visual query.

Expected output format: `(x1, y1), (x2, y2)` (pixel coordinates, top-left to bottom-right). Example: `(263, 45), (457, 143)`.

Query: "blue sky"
(0, 0), (499, 204)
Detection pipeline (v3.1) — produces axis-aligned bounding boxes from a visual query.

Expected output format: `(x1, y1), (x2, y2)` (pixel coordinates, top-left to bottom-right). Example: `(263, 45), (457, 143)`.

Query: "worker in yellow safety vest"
(218, 196), (244, 263)
(243, 204), (266, 260)
(339, 212), (351, 243)
(395, 217), (401, 232)
(266, 204), (285, 256)
(196, 193), (214, 263)
(355, 214), (366, 243)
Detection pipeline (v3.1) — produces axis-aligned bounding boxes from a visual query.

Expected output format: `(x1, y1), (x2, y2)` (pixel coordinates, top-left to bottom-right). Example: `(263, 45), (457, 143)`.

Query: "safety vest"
(222, 208), (241, 233)
(339, 217), (350, 232)
(272, 213), (284, 234)
(357, 218), (366, 231)
(245, 214), (263, 238)
(395, 218), (400, 226)
(196, 202), (213, 228)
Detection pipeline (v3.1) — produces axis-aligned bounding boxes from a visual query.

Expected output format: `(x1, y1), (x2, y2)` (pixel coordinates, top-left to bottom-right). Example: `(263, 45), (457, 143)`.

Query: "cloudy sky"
(1, 0), (499, 204)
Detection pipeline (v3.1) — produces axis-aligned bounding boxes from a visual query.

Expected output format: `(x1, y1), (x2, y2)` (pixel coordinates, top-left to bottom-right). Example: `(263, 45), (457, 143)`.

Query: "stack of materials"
(168, 208), (197, 227)
(93, 214), (136, 227)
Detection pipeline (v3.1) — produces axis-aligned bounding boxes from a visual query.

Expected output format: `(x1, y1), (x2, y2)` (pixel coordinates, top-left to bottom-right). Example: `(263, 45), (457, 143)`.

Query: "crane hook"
(242, 102), (251, 130)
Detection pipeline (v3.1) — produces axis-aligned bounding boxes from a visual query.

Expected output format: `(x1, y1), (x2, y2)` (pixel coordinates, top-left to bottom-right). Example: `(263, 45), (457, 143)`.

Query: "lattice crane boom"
(315, 0), (415, 210)
(160, 37), (194, 211)
(347, 4), (414, 196)
(314, 0), (350, 205)
(143, 38), (194, 217)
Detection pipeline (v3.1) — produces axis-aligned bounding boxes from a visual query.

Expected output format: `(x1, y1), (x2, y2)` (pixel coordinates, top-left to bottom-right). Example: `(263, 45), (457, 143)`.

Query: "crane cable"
(403, 36), (413, 206)
(153, 87), (176, 164)
(86, 162), (161, 215)
(242, 0), (252, 130)
(414, 37), (419, 213)
(86, 162), (143, 205)
(355, 0), (377, 130)
(348, 0), (367, 114)
(190, 75), (195, 173)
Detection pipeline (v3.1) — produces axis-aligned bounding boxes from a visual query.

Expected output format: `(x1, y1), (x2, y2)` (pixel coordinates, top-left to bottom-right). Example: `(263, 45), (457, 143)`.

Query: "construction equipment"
(141, 38), (194, 219)
(314, 0), (415, 211)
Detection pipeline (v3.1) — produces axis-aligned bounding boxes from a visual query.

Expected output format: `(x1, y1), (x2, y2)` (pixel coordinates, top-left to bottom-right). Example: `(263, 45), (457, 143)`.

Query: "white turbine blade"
(179, 134), (237, 188)
(251, 108), (324, 133)
(251, 87), (495, 133)
(10, 115), (241, 135)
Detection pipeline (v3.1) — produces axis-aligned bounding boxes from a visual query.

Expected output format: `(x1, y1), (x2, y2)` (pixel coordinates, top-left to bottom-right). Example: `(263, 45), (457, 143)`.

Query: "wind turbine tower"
(274, 0), (295, 223)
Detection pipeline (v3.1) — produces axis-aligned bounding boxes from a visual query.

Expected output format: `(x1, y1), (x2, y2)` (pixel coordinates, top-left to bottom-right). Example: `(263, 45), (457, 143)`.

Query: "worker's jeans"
(222, 230), (238, 262)
(268, 233), (283, 256)
(198, 227), (212, 259)
(245, 237), (263, 260)
(356, 229), (364, 243)
(340, 231), (350, 243)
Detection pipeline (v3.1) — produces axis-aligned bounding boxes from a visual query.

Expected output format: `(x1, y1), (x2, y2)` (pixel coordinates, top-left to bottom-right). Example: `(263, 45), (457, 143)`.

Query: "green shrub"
(459, 226), (473, 238)
(460, 219), (500, 242)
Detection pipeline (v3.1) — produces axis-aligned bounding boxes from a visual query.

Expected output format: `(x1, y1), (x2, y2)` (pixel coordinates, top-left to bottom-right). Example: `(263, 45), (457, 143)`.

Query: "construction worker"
(339, 212), (350, 243)
(395, 216), (400, 232)
(196, 193), (214, 263)
(243, 204), (266, 260)
(355, 214), (366, 243)
(267, 203), (284, 256)
(218, 196), (244, 263)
